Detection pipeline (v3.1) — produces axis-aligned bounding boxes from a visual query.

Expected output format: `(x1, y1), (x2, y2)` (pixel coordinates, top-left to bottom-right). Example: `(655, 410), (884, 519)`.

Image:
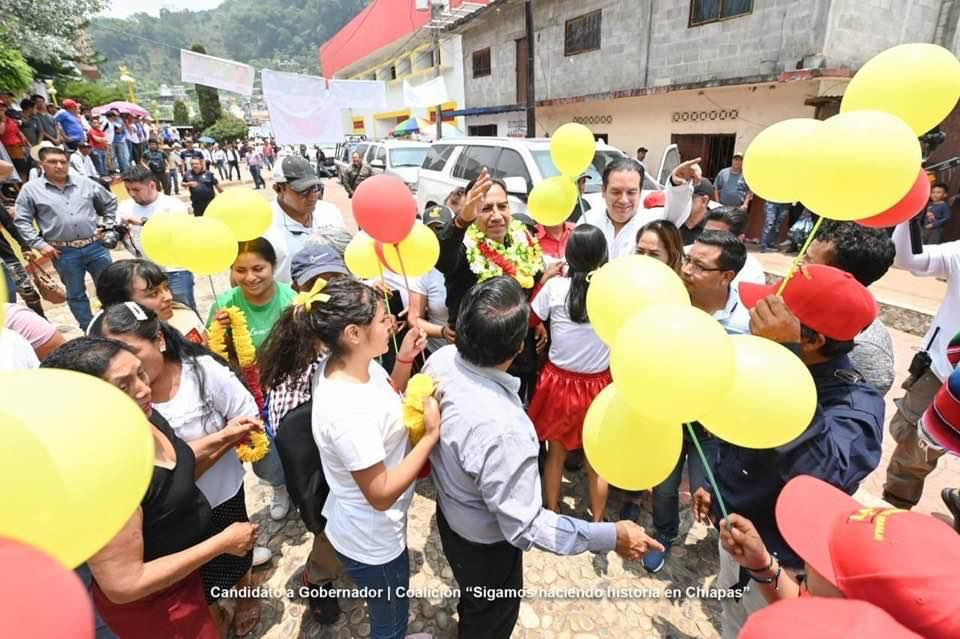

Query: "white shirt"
(409, 269), (449, 353)
(531, 277), (610, 373)
(69, 152), (98, 179)
(577, 183), (689, 259)
(713, 284), (751, 335)
(892, 222), (960, 380)
(264, 199), (345, 283)
(0, 328), (39, 371)
(201, 148), (212, 162)
(735, 254), (766, 286)
(312, 359), (413, 565)
(213, 149), (226, 162)
(118, 194), (190, 272)
(153, 356), (258, 507)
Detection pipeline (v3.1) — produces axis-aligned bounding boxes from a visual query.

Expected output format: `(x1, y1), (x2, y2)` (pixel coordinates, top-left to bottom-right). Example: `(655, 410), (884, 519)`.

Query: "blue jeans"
(335, 548), (409, 639)
(75, 564), (119, 639)
(2, 263), (15, 302)
(252, 440), (286, 487)
(91, 149), (108, 176)
(166, 270), (196, 311)
(652, 423), (718, 542)
(761, 202), (791, 249)
(112, 142), (130, 172)
(53, 241), (113, 330)
(249, 165), (265, 188)
(168, 168), (179, 194)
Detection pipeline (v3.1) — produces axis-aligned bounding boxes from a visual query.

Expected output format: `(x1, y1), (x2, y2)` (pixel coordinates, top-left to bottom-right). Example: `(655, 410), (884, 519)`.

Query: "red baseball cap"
(739, 264), (877, 341)
(740, 598), (921, 639)
(62, 99), (78, 109)
(776, 475), (960, 638)
(643, 191), (666, 209)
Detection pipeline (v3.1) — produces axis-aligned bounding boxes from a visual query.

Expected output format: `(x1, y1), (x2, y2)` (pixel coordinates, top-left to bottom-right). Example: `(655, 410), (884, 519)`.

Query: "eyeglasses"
(682, 255), (727, 274)
(292, 185), (322, 196)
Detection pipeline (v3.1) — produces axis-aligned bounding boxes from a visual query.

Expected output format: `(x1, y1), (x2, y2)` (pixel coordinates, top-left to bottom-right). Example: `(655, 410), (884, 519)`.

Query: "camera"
(100, 228), (120, 249)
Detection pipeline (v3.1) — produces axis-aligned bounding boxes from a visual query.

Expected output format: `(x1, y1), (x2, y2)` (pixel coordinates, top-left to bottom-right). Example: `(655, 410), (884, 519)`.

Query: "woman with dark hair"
(636, 219), (684, 274)
(96, 259), (207, 345)
(527, 225), (612, 521)
(262, 276), (433, 639)
(42, 336), (259, 639)
(88, 303), (269, 637)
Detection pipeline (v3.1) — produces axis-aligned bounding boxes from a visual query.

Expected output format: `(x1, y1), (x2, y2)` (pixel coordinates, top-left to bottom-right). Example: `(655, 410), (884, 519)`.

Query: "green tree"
(0, 0), (107, 65)
(0, 45), (34, 94)
(173, 100), (189, 124)
(190, 44), (222, 130)
(55, 79), (126, 108)
(204, 114), (248, 142)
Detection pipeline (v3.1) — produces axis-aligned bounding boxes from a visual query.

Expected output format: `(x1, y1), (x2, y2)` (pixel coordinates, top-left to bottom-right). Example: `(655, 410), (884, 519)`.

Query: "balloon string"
(775, 216), (825, 296)
(394, 246), (427, 368)
(376, 259), (401, 356)
(208, 275), (220, 313)
(685, 423), (731, 530)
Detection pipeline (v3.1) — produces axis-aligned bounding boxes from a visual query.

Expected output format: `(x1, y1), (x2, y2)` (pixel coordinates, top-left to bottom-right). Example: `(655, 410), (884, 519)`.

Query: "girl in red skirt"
(528, 225), (611, 521)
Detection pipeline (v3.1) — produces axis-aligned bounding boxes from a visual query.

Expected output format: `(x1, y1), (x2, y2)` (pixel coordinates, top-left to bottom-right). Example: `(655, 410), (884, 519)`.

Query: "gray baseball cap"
(290, 244), (349, 287)
(272, 155), (322, 192)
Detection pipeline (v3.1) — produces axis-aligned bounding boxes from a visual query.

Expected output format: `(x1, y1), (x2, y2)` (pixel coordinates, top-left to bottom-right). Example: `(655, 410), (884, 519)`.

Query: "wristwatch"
(747, 553), (781, 587)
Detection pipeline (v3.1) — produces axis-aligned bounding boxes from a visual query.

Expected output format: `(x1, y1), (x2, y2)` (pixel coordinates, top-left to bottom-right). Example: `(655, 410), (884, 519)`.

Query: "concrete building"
(319, 1), (490, 139)
(449, 0), (950, 180)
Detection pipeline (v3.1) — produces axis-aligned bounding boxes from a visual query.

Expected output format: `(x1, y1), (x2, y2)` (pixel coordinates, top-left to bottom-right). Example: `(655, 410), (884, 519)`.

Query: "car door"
(416, 143), (461, 211)
(656, 143), (680, 188)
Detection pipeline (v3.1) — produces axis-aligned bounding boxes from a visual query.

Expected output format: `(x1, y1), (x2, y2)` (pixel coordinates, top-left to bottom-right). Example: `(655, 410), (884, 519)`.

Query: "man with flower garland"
(436, 167), (559, 402)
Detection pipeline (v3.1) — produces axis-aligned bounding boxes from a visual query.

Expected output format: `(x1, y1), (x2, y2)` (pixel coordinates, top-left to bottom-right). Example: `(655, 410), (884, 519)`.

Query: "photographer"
(13, 145), (116, 330)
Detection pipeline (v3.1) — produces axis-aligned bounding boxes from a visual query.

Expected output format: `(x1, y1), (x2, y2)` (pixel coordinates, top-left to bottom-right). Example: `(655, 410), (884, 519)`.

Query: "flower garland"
(464, 220), (544, 289)
(208, 306), (269, 463)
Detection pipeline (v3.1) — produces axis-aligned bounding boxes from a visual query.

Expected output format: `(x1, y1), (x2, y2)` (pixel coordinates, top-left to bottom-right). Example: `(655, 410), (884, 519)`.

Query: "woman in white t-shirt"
(89, 302), (268, 637)
(527, 225), (612, 522)
(265, 276), (435, 639)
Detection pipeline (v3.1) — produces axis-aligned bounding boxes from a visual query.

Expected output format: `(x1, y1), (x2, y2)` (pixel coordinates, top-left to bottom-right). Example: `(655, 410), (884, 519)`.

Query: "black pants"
(153, 171), (171, 195)
(228, 160), (241, 180)
(437, 506), (522, 639)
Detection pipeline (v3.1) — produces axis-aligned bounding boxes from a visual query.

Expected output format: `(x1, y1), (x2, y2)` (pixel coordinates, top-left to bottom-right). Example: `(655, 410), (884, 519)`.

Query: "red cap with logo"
(776, 475), (960, 639)
(738, 264), (878, 341)
(740, 597), (921, 639)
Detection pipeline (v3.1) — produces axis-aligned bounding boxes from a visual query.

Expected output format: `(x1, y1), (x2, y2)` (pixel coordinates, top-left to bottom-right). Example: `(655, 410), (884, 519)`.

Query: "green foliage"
(173, 100), (190, 125)
(56, 80), (126, 108)
(0, 45), (33, 94)
(0, 0), (107, 65)
(87, 0), (367, 88)
(190, 44), (223, 129)
(204, 114), (248, 142)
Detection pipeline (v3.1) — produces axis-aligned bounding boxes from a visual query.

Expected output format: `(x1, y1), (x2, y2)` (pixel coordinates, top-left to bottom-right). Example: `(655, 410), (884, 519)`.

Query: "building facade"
(452, 0), (950, 179)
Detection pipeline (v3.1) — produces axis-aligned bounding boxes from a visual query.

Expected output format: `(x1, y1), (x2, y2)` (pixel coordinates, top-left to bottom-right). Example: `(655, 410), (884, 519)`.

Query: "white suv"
(416, 137), (678, 215)
(337, 139), (430, 193)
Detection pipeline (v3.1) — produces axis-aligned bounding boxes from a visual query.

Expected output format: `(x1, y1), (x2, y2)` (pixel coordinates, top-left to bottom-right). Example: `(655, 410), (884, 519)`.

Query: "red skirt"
(528, 361), (612, 450)
(92, 571), (218, 639)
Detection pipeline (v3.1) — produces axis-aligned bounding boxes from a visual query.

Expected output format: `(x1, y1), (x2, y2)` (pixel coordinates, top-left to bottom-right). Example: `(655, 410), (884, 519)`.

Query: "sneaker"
(942, 488), (960, 533)
(303, 574), (341, 625)
(270, 486), (290, 521)
(619, 501), (642, 523)
(641, 537), (672, 574)
(252, 546), (272, 567)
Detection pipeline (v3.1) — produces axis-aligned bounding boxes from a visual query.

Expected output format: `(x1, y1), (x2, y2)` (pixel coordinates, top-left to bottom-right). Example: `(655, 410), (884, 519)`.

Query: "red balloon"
(0, 538), (94, 638)
(857, 169), (931, 228)
(352, 174), (417, 243)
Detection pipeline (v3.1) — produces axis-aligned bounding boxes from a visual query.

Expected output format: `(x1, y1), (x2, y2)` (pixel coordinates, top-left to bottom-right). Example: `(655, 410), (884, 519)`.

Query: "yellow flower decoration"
(208, 306), (257, 367)
(293, 277), (330, 312)
(236, 429), (270, 463)
(402, 373), (435, 445)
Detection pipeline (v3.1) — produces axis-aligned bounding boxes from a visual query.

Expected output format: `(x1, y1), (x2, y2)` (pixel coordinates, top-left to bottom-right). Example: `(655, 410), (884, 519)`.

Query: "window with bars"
(472, 48), (491, 78)
(564, 10), (602, 57)
(689, 0), (753, 27)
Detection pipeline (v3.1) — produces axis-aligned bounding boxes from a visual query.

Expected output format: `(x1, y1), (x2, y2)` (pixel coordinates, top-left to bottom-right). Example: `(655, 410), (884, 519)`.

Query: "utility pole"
(432, 2), (444, 141)
(525, 0), (535, 137)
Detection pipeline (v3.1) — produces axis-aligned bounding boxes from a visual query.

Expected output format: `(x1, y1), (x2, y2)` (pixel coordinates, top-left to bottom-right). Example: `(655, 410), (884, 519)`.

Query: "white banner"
(180, 49), (255, 96)
(261, 69), (343, 145)
(327, 79), (388, 112)
(402, 76), (450, 108)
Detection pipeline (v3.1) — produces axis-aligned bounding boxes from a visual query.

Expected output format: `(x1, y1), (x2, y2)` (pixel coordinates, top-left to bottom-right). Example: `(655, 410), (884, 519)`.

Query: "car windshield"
(390, 148), (429, 167)
(532, 149), (661, 191)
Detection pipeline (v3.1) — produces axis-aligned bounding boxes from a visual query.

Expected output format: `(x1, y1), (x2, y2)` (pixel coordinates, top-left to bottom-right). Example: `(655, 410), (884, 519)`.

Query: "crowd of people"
(3, 97), (960, 638)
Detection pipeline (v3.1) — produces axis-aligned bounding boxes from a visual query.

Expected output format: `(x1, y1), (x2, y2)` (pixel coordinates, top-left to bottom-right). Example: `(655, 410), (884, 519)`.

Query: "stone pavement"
(23, 177), (960, 638)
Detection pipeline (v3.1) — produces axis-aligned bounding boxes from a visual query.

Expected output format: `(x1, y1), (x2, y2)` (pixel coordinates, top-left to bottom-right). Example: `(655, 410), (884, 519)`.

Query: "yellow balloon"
(345, 231), (382, 279)
(172, 217), (239, 276)
(141, 211), (191, 268)
(550, 122), (596, 177)
(528, 176), (578, 226)
(0, 369), (155, 567)
(379, 223), (440, 277)
(205, 189), (273, 241)
(611, 304), (735, 423)
(743, 119), (822, 204)
(699, 335), (817, 449)
(841, 43), (960, 136)
(804, 111), (921, 221)
(583, 385), (683, 490)
(586, 255), (690, 345)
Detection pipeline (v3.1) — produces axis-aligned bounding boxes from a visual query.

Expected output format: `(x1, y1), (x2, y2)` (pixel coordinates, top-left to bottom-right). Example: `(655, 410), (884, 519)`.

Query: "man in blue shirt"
(692, 264), (885, 638)
(54, 99), (86, 150)
(714, 153), (750, 208)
